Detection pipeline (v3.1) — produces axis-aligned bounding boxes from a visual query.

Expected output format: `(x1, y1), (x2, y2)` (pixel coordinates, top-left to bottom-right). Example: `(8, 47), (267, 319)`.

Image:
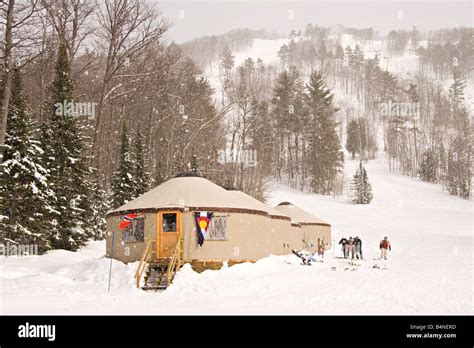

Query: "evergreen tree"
(447, 108), (472, 198)
(272, 69), (295, 133)
(438, 142), (447, 182)
(39, 42), (92, 251)
(272, 67), (306, 133)
(345, 119), (360, 159)
(87, 171), (109, 240)
(351, 162), (373, 204)
(349, 165), (360, 203)
(133, 129), (149, 197)
(418, 149), (437, 183)
(278, 44), (290, 69)
(447, 142), (461, 196)
(361, 165), (374, 203)
(271, 68), (305, 181)
(219, 46), (235, 81)
(0, 68), (53, 253)
(446, 68), (471, 199)
(305, 71), (344, 194)
(346, 118), (374, 160)
(352, 45), (364, 72)
(111, 123), (136, 208)
(449, 68), (466, 119)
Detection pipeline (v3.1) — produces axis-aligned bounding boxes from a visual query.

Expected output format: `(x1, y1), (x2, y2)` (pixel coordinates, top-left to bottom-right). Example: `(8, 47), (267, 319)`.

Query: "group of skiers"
(292, 235), (392, 266)
(338, 236), (392, 260)
(338, 236), (363, 259)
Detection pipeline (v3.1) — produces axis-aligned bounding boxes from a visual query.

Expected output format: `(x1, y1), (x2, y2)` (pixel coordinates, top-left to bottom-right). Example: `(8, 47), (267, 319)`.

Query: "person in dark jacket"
(354, 236), (363, 259)
(338, 237), (348, 258)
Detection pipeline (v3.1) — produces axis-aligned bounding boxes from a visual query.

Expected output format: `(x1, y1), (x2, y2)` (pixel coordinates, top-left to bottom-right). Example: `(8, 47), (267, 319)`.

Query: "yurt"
(274, 202), (331, 249)
(226, 190), (304, 253)
(106, 176), (299, 266)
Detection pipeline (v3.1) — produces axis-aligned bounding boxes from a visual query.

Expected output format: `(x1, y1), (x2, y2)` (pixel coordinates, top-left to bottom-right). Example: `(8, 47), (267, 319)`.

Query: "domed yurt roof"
(274, 202), (330, 226)
(108, 176), (281, 217)
(228, 191), (290, 221)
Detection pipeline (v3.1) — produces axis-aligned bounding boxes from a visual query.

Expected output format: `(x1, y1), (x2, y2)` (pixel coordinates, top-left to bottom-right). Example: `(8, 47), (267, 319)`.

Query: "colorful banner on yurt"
(194, 212), (213, 246)
(118, 213), (142, 230)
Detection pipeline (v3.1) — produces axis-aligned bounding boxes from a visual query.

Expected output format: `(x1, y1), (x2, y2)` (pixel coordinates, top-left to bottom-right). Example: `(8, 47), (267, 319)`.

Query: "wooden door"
(157, 211), (181, 258)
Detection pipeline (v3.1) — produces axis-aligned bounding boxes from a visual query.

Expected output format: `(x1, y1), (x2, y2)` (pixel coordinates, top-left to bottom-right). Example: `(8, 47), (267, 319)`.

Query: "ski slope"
(205, 38), (287, 95)
(1, 156), (472, 315)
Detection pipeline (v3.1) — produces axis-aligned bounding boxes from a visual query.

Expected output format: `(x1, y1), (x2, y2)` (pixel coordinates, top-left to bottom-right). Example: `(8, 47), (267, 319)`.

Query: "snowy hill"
(206, 34), (474, 112)
(205, 38), (288, 92)
(1, 155), (471, 314)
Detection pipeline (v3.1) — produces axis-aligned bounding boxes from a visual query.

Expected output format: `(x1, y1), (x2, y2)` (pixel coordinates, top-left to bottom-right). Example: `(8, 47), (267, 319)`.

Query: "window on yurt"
(207, 215), (227, 240)
(162, 213), (177, 232)
(122, 218), (145, 243)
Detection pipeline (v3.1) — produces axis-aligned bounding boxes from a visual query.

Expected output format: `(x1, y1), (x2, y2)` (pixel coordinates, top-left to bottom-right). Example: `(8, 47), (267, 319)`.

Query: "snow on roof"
(274, 202), (330, 226)
(228, 191), (290, 220)
(109, 176), (286, 218)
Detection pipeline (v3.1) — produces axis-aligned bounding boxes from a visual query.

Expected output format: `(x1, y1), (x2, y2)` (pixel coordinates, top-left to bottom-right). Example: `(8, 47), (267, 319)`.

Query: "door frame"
(156, 210), (182, 258)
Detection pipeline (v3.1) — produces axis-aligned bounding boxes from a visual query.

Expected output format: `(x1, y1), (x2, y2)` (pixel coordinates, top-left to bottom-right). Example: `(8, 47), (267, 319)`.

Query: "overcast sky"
(154, 0), (473, 43)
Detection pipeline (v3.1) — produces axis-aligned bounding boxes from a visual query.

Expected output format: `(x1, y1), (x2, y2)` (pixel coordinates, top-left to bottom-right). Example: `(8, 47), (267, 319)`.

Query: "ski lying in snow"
(348, 261), (362, 266)
(291, 249), (312, 265)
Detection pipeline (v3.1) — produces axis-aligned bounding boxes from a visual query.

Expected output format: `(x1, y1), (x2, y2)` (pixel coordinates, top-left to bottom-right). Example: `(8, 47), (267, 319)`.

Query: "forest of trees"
(0, 0), (471, 253)
(268, 25), (473, 199)
(216, 49), (344, 198)
(214, 24), (472, 201)
(0, 0), (226, 252)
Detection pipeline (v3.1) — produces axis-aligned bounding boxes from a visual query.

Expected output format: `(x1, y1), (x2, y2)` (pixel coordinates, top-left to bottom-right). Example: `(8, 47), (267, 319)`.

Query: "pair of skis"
(291, 249), (320, 265)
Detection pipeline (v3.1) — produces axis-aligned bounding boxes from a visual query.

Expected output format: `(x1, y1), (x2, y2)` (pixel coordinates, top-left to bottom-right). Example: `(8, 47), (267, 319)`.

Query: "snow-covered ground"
(1, 155), (472, 315)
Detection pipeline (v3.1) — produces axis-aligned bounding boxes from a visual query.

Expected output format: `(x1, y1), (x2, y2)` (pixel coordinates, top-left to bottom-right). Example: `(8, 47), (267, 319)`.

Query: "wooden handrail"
(135, 240), (155, 288)
(165, 238), (183, 287)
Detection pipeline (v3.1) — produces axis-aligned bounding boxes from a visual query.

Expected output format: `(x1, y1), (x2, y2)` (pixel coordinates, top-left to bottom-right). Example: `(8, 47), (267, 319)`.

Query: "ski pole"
(107, 231), (115, 292)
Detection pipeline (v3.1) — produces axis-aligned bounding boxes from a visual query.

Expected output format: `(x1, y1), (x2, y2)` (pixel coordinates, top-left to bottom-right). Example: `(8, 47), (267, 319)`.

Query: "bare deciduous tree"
(41, 0), (96, 62)
(91, 0), (169, 164)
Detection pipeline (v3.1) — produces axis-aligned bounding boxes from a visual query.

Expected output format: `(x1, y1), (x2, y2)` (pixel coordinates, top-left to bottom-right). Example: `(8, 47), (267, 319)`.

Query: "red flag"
(119, 220), (131, 229)
(119, 213), (139, 230)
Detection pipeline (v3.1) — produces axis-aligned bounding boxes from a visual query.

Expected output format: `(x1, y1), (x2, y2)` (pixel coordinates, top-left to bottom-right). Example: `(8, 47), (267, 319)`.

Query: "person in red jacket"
(379, 236), (391, 260)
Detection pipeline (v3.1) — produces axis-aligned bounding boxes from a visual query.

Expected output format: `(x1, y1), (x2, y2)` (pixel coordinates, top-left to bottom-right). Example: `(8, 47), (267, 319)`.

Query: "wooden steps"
(136, 238), (183, 290)
(142, 262), (169, 291)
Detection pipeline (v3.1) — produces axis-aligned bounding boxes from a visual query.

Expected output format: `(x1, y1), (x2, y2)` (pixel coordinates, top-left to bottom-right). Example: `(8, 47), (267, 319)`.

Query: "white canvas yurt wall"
(106, 176), (307, 262)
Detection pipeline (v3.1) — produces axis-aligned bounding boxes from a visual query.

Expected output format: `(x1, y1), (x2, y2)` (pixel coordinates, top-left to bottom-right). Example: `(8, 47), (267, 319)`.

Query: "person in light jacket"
(317, 237), (325, 259)
(348, 237), (356, 259)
